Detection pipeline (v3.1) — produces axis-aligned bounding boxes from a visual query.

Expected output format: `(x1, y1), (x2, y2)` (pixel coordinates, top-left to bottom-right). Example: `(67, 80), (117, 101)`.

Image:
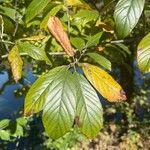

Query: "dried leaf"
(96, 46), (105, 52)
(96, 20), (114, 34)
(8, 46), (23, 82)
(47, 16), (75, 57)
(82, 63), (126, 102)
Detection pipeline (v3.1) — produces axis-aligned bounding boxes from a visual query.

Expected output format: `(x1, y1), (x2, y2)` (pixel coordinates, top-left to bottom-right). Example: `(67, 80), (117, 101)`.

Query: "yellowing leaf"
(66, 0), (82, 6)
(82, 63), (126, 102)
(8, 46), (23, 82)
(66, 0), (91, 9)
(20, 35), (46, 41)
(47, 16), (75, 57)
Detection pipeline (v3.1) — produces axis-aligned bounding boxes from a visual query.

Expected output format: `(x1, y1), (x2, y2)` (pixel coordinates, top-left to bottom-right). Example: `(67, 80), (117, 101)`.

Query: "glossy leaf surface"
(137, 33), (150, 73)
(74, 73), (103, 138)
(87, 53), (111, 71)
(18, 42), (51, 65)
(42, 67), (76, 139)
(24, 66), (68, 115)
(114, 0), (145, 38)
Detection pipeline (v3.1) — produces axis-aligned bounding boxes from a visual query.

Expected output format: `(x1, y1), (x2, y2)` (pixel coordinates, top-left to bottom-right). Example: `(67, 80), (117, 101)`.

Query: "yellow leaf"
(47, 16), (75, 57)
(66, 0), (91, 9)
(82, 63), (126, 102)
(66, 0), (82, 6)
(20, 35), (46, 41)
(8, 46), (23, 82)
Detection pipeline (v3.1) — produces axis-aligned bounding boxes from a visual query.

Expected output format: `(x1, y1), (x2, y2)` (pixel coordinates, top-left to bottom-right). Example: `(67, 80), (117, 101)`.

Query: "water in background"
(0, 67), (37, 120)
(0, 62), (149, 120)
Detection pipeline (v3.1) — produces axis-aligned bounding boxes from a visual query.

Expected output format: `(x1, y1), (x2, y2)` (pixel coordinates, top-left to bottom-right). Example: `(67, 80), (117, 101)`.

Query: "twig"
(1, 52), (66, 59)
(15, 136), (20, 150)
(0, 15), (9, 51)
(0, 15), (4, 40)
(13, 0), (19, 37)
(110, 40), (124, 44)
(1, 40), (15, 45)
(64, 0), (71, 35)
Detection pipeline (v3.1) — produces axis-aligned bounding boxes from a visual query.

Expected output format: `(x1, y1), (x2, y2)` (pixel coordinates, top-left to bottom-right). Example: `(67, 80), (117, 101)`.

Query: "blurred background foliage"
(0, 0), (150, 149)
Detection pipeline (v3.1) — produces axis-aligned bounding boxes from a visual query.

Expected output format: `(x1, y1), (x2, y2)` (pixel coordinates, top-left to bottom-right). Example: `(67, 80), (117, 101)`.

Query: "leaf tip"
(119, 89), (127, 101)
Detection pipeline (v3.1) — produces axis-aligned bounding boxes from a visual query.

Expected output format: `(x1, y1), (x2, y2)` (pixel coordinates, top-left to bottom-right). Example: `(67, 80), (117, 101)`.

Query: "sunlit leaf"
(82, 63), (126, 102)
(0, 6), (22, 23)
(0, 119), (10, 129)
(0, 130), (10, 141)
(74, 73), (103, 138)
(8, 46), (23, 82)
(70, 37), (85, 50)
(87, 53), (111, 71)
(66, 0), (83, 6)
(47, 16), (75, 57)
(66, 0), (91, 9)
(16, 118), (28, 127)
(137, 32), (150, 73)
(18, 42), (51, 65)
(114, 0), (145, 38)
(40, 5), (62, 29)
(20, 35), (46, 41)
(25, 0), (50, 23)
(24, 66), (67, 115)
(86, 32), (103, 48)
(74, 9), (99, 24)
(42, 67), (76, 139)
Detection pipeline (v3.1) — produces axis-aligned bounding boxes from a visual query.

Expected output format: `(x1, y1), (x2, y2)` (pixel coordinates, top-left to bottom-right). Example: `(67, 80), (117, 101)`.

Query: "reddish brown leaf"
(47, 16), (75, 57)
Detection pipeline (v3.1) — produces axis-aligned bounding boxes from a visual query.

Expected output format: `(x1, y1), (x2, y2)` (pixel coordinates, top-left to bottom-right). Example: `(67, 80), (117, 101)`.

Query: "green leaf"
(11, 124), (24, 137)
(8, 46), (23, 82)
(74, 9), (99, 23)
(25, 0), (50, 23)
(18, 42), (51, 65)
(0, 130), (10, 141)
(137, 32), (150, 73)
(74, 73), (103, 138)
(42, 68), (76, 139)
(24, 66), (68, 115)
(40, 5), (62, 29)
(70, 37), (85, 50)
(86, 32), (103, 48)
(0, 6), (22, 23)
(0, 119), (10, 129)
(114, 43), (131, 55)
(87, 53), (111, 71)
(114, 0), (145, 38)
(16, 118), (28, 127)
